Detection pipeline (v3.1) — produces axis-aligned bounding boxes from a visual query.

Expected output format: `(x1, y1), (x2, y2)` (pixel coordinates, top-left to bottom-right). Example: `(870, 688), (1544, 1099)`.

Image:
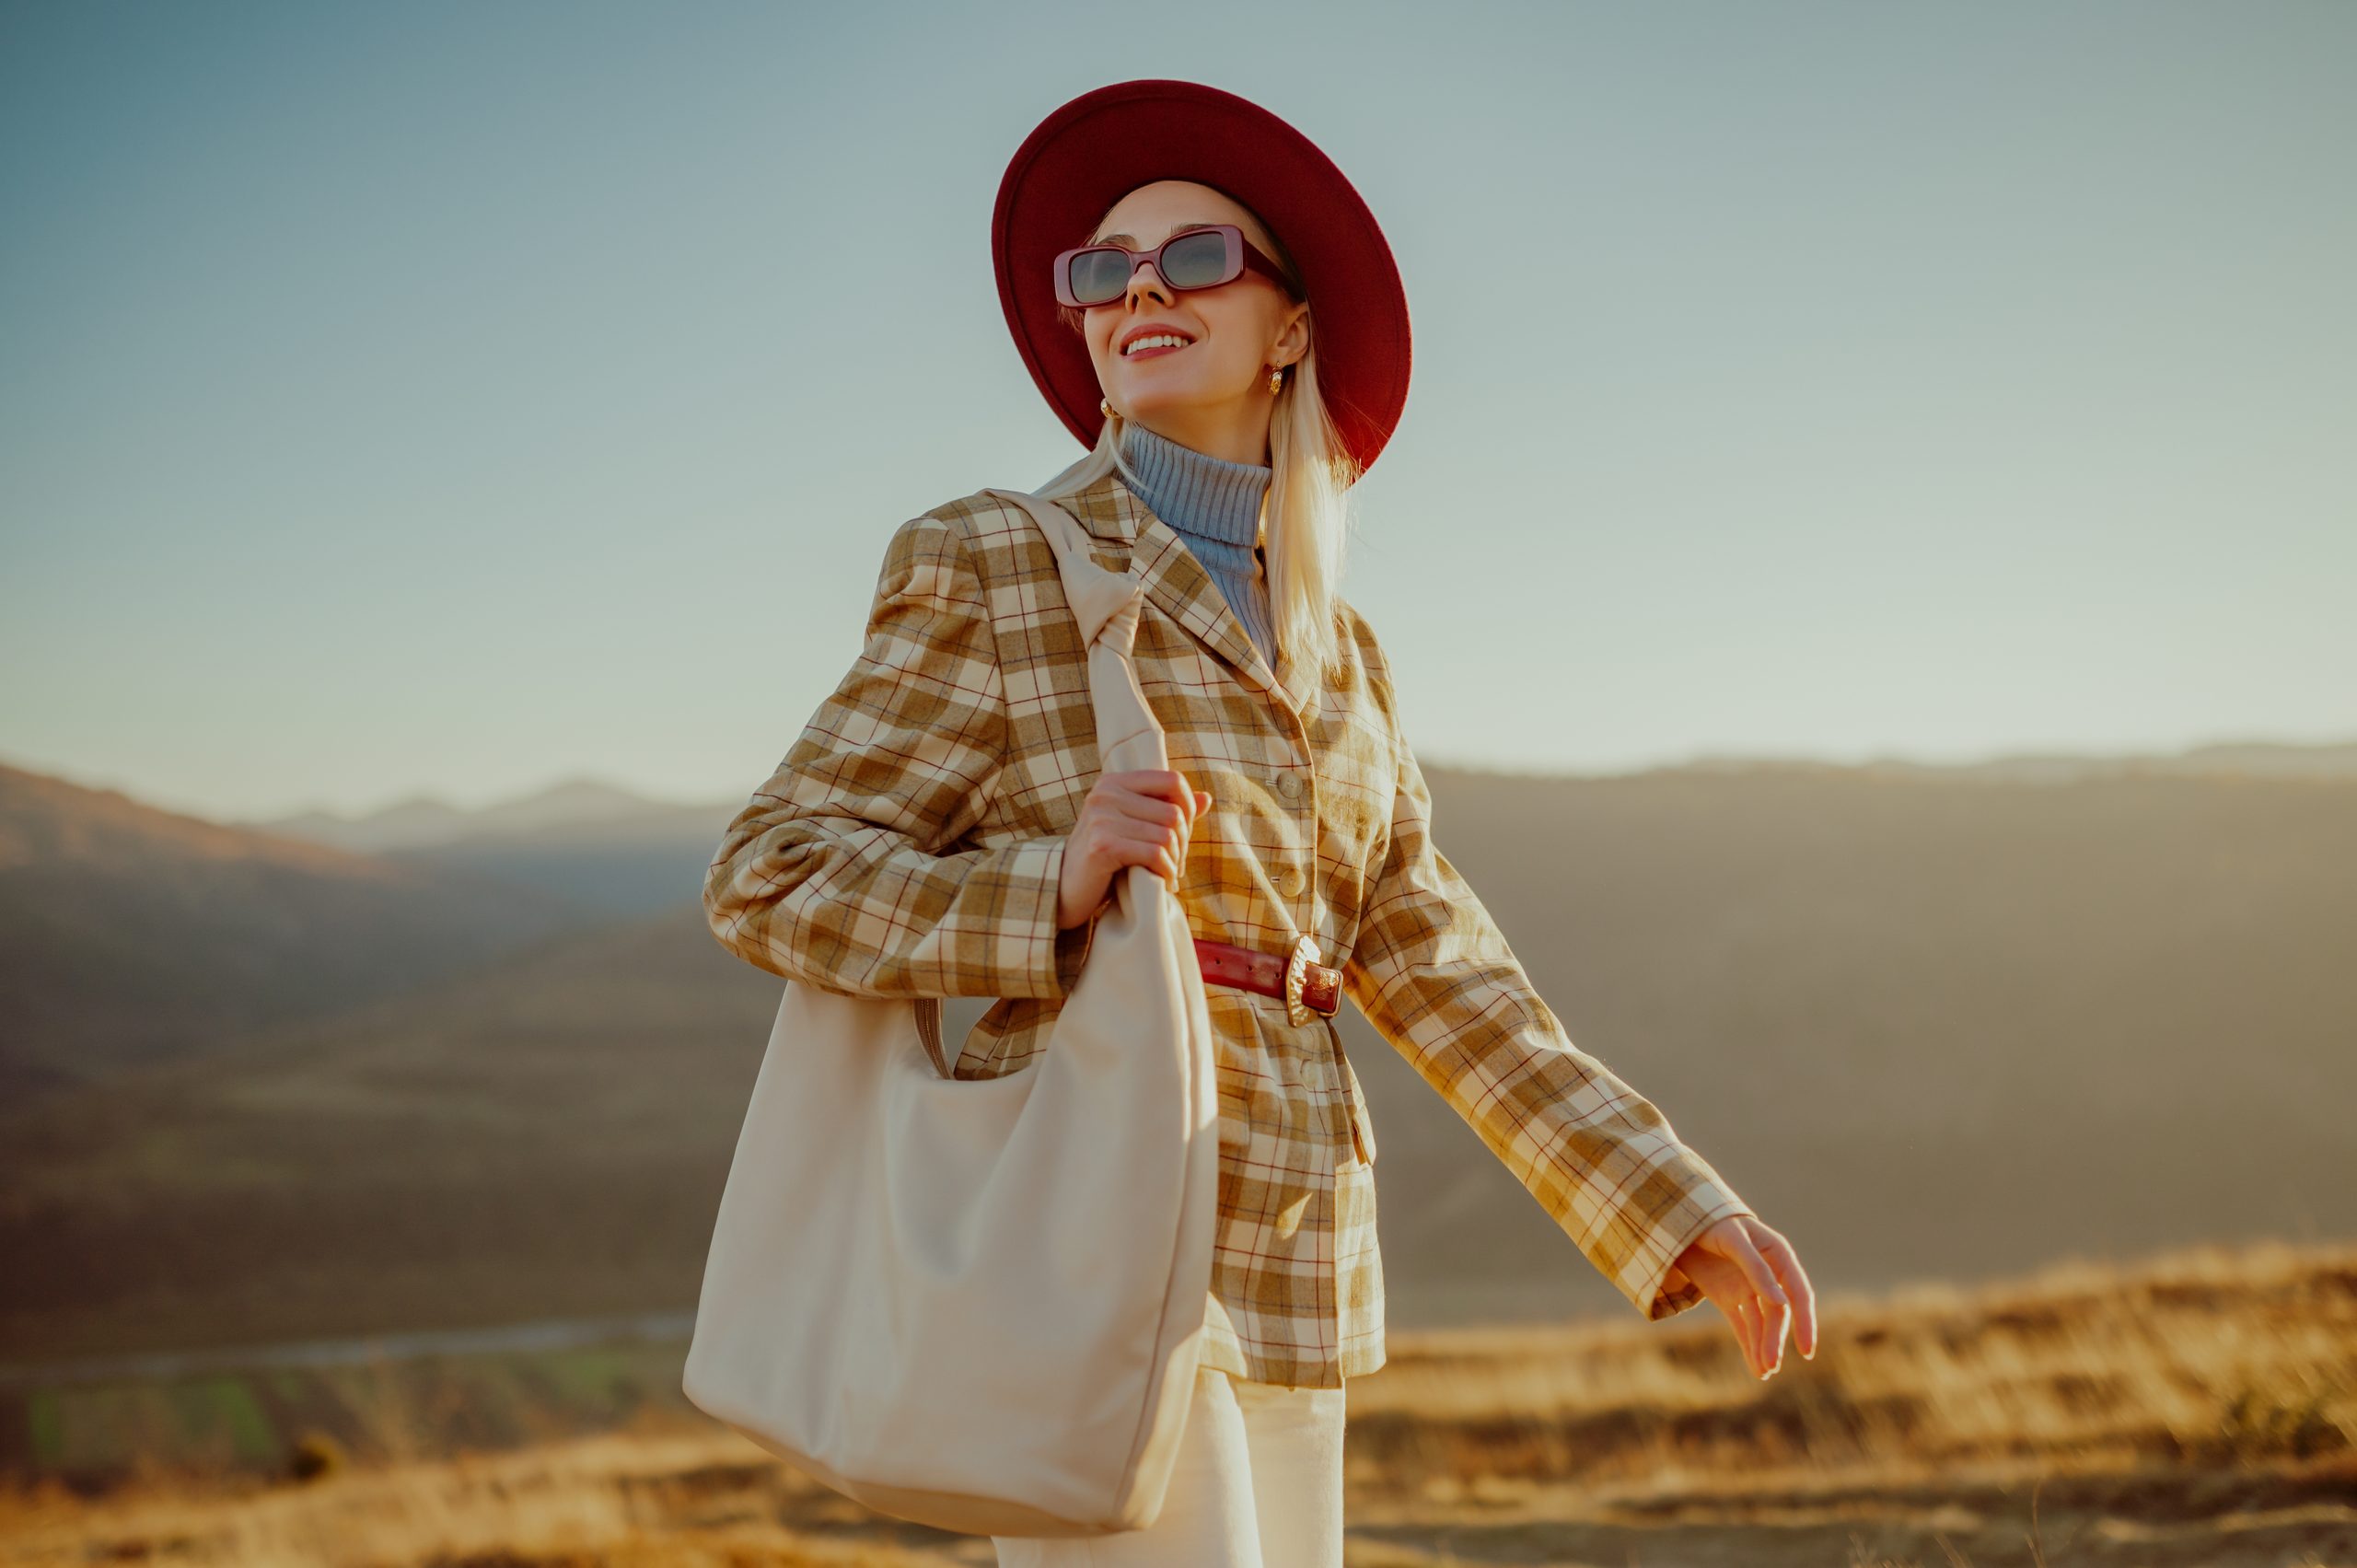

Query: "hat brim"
(993, 79), (1411, 480)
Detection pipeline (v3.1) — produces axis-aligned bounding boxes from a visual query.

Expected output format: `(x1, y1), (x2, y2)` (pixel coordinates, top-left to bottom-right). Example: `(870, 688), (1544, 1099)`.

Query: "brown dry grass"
(0, 1422), (976, 1567)
(3, 1236), (2351, 1568)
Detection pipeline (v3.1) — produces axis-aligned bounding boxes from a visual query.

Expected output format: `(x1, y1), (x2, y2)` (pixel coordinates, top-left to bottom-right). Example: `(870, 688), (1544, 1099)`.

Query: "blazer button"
(1278, 865), (1304, 897)
(1276, 772), (1304, 800)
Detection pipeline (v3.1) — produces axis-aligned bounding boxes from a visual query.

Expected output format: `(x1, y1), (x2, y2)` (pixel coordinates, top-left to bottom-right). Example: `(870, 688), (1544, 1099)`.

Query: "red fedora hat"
(993, 78), (1412, 481)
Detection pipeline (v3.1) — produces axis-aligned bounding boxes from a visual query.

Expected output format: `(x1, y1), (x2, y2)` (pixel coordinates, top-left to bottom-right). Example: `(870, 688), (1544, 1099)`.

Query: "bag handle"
(912, 489), (1171, 1081)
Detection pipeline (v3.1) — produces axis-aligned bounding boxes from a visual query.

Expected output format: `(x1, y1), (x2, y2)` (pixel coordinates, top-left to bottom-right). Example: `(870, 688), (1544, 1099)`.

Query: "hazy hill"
(0, 763), (598, 1108)
(243, 776), (729, 921)
(3, 754), (2351, 1365)
(0, 900), (765, 1361)
(245, 777), (676, 855)
(1673, 736), (2357, 783)
(1344, 761), (2357, 1326)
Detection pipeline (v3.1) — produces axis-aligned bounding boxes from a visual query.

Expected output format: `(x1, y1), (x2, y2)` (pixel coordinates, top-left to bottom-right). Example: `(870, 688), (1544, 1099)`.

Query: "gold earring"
(1101, 398), (1117, 419)
(1267, 366), (1284, 394)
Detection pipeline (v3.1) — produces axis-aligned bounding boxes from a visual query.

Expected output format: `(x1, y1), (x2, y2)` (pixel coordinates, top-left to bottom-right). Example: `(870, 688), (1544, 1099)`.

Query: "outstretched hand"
(1666, 1214), (1817, 1380)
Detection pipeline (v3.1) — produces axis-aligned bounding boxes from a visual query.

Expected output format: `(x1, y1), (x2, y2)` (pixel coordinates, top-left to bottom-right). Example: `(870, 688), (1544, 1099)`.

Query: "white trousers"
(992, 1362), (1348, 1567)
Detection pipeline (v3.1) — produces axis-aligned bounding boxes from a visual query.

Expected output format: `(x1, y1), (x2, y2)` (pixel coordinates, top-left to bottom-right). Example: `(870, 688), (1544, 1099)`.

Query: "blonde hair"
(1031, 203), (1363, 691)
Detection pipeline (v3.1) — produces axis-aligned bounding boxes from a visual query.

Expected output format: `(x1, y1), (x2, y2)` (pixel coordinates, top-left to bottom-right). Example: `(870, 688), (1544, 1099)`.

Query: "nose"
(1123, 256), (1176, 308)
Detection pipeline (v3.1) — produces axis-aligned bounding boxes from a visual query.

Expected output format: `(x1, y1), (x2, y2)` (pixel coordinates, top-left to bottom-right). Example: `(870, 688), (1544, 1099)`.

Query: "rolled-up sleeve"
(703, 511), (1097, 1000)
(1341, 642), (1753, 1322)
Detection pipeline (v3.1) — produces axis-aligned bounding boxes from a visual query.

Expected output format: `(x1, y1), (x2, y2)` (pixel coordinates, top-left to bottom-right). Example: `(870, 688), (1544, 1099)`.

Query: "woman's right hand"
(1056, 769), (1212, 929)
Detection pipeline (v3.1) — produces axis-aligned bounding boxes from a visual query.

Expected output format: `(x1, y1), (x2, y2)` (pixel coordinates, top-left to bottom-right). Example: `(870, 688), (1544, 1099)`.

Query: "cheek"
(1087, 314), (1129, 372)
(1213, 338), (1264, 381)
(1197, 300), (1264, 358)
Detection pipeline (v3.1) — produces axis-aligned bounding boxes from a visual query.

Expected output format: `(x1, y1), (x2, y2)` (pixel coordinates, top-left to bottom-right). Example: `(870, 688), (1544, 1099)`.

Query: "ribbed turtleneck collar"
(1119, 421), (1271, 552)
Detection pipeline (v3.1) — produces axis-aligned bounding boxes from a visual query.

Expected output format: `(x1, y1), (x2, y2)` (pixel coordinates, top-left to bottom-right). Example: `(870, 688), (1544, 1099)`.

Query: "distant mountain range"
(219, 736), (2357, 923)
(245, 777), (685, 854)
(1669, 738), (2357, 784)
(244, 737), (2357, 851)
(238, 775), (733, 922)
(3, 738), (2352, 1365)
(0, 762), (590, 1106)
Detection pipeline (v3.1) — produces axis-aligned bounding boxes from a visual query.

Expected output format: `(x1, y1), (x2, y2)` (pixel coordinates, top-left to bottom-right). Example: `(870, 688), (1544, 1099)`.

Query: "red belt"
(1194, 935), (1341, 1026)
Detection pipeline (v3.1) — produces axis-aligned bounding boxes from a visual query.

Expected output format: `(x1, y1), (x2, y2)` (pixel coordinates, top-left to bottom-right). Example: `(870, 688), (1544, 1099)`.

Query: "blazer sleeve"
(1340, 639), (1754, 1323)
(702, 509), (1098, 999)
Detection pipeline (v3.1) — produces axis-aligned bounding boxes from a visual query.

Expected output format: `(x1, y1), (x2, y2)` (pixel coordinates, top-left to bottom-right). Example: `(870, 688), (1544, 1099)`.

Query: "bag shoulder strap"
(976, 486), (1128, 633)
(912, 488), (1136, 1083)
(978, 482), (1167, 775)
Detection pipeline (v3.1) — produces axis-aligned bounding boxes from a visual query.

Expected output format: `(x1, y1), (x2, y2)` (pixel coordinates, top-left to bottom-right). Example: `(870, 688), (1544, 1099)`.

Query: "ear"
(1272, 300), (1312, 367)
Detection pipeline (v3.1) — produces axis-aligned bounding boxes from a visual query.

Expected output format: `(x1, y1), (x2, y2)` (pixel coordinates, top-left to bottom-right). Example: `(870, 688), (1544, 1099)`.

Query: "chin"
(1115, 382), (1220, 420)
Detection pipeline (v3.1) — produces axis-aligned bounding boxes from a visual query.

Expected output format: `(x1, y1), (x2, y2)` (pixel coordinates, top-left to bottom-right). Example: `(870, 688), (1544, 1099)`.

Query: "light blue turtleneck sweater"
(1118, 422), (1279, 671)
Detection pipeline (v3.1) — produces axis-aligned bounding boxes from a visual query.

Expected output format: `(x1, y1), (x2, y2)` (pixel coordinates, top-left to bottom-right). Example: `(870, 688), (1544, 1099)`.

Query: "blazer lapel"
(1067, 470), (1306, 714)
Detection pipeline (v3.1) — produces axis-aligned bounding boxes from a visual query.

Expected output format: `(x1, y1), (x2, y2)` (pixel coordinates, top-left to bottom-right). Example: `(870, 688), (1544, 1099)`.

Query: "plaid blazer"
(703, 467), (1757, 1389)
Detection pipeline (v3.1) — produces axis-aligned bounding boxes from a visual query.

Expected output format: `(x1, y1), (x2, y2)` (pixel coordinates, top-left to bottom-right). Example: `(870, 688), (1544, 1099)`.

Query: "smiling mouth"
(1122, 336), (1194, 358)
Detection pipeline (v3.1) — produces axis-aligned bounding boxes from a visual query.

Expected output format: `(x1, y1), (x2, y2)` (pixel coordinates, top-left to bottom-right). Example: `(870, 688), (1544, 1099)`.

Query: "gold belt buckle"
(1283, 935), (1322, 1028)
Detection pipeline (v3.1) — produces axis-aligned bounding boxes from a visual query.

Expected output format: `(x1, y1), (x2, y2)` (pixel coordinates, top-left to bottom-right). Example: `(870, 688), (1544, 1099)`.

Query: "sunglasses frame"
(1052, 223), (1299, 308)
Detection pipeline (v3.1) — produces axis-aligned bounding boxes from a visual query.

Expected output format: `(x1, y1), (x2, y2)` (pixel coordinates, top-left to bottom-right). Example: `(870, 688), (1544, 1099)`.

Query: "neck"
(1118, 403), (1272, 469)
(1116, 420), (1281, 671)
(1119, 421), (1271, 551)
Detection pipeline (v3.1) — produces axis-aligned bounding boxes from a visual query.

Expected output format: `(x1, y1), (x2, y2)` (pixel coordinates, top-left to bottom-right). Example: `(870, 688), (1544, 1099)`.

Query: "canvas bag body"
(681, 487), (1223, 1538)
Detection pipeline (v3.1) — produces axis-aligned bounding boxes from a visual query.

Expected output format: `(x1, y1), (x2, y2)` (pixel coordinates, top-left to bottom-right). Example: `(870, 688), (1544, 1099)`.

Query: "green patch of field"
(2, 1334), (702, 1484)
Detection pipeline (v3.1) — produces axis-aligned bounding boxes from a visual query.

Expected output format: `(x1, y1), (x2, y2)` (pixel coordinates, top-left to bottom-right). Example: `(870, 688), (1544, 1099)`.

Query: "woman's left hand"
(1666, 1214), (1817, 1380)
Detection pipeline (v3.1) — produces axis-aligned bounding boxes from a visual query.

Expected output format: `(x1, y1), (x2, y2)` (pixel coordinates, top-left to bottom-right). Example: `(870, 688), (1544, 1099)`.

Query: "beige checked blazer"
(702, 468), (1757, 1389)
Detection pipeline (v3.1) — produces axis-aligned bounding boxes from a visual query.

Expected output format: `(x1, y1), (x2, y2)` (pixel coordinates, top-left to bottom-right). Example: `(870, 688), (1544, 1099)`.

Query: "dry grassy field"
(3, 1236), (2351, 1568)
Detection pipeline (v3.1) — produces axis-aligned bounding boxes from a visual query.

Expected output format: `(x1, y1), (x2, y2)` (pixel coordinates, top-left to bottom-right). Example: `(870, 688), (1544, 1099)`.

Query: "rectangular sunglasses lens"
(1067, 248), (1132, 304)
(1162, 230), (1233, 288)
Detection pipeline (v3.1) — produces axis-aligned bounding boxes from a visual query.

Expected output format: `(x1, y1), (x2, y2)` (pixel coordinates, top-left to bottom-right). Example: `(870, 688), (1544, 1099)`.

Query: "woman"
(703, 79), (1816, 1566)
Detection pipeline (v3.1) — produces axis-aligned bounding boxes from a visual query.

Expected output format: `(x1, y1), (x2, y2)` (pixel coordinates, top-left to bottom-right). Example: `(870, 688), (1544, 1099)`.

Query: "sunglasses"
(1053, 223), (1297, 308)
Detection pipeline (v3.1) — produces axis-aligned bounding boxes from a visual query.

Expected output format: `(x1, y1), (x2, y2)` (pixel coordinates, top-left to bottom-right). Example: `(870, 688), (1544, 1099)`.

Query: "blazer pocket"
(1340, 1048), (1378, 1166)
(1312, 711), (1395, 845)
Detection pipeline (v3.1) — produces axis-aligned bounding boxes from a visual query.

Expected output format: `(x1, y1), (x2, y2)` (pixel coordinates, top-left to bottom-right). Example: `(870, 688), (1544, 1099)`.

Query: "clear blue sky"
(4, 0), (2351, 822)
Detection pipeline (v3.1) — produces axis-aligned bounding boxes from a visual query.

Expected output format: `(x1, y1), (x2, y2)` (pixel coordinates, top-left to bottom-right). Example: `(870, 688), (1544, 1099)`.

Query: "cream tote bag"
(682, 487), (1223, 1539)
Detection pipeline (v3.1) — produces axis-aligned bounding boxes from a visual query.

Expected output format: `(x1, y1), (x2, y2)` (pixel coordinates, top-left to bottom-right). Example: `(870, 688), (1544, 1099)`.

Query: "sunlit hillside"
(3, 1237), (2349, 1568)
